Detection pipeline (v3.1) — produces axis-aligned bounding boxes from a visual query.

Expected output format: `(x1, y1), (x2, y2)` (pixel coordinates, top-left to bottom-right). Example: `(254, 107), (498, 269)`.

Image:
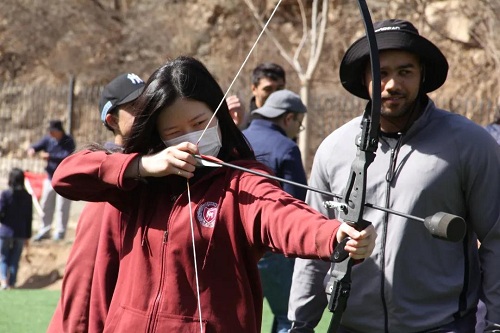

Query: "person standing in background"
(484, 107), (500, 145)
(227, 62), (286, 128)
(48, 72), (145, 333)
(0, 168), (33, 289)
(243, 89), (308, 333)
(28, 120), (75, 241)
(477, 103), (500, 332)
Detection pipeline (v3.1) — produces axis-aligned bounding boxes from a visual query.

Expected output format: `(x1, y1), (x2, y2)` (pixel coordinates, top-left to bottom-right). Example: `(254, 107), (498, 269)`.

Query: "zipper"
(380, 135), (403, 333)
(145, 229), (169, 333)
(385, 135), (403, 183)
(381, 170), (390, 333)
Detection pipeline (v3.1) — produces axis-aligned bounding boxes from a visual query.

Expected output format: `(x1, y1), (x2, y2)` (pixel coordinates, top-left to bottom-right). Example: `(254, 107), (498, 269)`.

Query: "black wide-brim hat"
(339, 19), (449, 100)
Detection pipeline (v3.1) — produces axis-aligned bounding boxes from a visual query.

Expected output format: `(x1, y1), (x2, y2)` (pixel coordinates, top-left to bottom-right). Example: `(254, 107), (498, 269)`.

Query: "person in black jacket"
(0, 168), (33, 289)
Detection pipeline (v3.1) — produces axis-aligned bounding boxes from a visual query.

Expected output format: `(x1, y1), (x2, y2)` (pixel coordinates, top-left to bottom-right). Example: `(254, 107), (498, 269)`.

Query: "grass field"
(0, 289), (331, 332)
(0, 289), (60, 332)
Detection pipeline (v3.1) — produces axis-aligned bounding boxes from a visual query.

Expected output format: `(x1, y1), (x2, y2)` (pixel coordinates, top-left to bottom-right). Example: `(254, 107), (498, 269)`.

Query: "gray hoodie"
(289, 99), (500, 332)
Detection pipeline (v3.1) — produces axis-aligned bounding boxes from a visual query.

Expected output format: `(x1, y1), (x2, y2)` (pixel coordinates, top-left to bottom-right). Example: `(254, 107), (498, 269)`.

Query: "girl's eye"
(165, 130), (180, 138)
(194, 119), (212, 129)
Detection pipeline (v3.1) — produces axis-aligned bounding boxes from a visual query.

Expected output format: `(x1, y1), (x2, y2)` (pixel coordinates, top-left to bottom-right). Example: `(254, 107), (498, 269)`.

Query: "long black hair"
(8, 168), (26, 191)
(124, 56), (254, 162)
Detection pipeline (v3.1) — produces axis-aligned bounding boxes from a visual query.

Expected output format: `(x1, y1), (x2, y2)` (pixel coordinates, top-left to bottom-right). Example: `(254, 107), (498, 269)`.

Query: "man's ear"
(105, 113), (119, 131)
(283, 112), (295, 125)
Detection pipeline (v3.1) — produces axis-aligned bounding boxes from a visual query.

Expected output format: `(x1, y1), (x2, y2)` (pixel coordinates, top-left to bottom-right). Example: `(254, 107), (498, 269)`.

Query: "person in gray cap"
(48, 72), (145, 333)
(288, 19), (500, 333)
(243, 89), (307, 333)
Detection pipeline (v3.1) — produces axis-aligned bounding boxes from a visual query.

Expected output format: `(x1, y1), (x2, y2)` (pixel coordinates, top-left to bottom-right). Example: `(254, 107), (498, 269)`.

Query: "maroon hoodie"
(51, 150), (341, 333)
(48, 202), (107, 333)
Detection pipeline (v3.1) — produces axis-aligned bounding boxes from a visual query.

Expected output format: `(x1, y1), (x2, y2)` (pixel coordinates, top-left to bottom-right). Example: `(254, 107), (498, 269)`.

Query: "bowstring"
(185, 2), (283, 331)
(186, 182), (204, 333)
(196, 0), (284, 145)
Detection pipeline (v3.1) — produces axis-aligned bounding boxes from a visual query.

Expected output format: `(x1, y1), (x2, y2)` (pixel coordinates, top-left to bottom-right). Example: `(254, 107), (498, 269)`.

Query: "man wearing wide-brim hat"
(289, 19), (500, 333)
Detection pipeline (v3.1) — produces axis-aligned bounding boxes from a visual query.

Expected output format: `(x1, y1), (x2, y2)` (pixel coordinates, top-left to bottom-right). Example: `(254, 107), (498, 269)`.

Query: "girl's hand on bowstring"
(336, 223), (377, 260)
(139, 142), (199, 178)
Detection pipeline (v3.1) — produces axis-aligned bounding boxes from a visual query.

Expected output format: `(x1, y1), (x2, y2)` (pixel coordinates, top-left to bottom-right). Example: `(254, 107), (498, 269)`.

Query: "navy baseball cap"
(99, 73), (145, 126)
(47, 120), (64, 132)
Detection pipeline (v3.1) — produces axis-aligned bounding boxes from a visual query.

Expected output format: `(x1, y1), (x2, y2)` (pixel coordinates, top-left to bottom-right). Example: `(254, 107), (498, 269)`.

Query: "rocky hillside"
(0, 0), (498, 102)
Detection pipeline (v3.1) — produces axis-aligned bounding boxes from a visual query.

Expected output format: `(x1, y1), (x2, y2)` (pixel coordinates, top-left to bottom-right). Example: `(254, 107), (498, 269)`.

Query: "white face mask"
(163, 123), (222, 157)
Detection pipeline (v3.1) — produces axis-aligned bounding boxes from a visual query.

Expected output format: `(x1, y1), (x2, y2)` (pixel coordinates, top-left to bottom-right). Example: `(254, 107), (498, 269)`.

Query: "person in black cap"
(28, 119), (75, 241)
(242, 89), (308, 333)
(99, 73), (145, 146)
(288, 19), (500, 332)
(47, 72), (145, 333)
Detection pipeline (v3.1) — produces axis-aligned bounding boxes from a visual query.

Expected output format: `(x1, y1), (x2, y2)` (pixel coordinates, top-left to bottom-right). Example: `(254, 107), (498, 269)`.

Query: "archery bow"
(194, 154), (466, 241)
(190, 1), (466, 332)
(324, 1), (380, 332)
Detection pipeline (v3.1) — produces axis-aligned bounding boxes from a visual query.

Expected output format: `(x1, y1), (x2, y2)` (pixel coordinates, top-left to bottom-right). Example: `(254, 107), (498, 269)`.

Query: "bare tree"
(243, 0), (329, 166)
(462, 0), (500, 90)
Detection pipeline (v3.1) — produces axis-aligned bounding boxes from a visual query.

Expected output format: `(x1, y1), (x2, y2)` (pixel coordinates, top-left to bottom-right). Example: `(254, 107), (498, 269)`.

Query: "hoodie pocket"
(104, 304), (147, 332)
(104, 305), (208, 332)
(155, 313), (208, 332)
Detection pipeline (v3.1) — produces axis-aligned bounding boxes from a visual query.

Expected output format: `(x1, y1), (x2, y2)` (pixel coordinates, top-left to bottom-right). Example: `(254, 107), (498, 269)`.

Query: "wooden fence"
(0, 81), (498, 188)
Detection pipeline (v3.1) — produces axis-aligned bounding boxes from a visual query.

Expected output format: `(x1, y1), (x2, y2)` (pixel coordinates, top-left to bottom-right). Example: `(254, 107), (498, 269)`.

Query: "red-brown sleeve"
(52, 149), (139, 211)
(236, 164), (340, 261)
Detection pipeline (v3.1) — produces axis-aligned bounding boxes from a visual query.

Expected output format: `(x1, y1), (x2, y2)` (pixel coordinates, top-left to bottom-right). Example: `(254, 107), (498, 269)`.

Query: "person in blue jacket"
(0, 168), (33, 289)
(243, 89), (308, 333)
(27, 119), (75, 241)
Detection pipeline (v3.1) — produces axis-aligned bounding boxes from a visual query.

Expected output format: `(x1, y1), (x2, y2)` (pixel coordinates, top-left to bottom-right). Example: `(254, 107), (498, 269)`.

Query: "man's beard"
(379, 93), (422, 132)
(380, 95), (417, 120)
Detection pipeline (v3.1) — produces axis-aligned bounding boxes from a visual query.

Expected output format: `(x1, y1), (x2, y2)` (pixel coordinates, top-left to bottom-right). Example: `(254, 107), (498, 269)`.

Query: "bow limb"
(325, 1), (380, 332)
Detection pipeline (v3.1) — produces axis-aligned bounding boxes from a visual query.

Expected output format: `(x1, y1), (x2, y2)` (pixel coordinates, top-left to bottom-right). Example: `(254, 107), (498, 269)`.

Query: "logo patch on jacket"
(196, 202), (218, 228)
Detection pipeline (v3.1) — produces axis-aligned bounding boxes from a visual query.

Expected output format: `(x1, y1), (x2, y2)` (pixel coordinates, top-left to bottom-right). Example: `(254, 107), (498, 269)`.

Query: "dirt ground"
(15, 200), (86, 291)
